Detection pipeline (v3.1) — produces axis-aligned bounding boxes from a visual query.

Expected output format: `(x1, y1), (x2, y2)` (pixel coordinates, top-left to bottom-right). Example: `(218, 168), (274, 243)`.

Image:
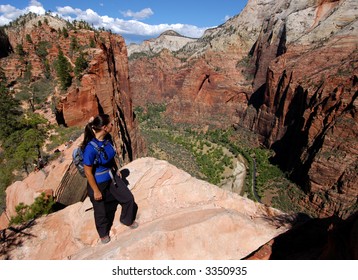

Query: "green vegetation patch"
(135, 103), (312, 215)
(135, 103), (235, 185)
(46, 125), (83, 152)
(9, 192), (55, 225)
(0, 67), (83, 213)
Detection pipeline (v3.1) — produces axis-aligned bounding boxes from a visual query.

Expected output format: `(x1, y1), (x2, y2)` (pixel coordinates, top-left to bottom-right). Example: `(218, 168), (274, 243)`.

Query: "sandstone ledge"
(1, 157), (294, 260)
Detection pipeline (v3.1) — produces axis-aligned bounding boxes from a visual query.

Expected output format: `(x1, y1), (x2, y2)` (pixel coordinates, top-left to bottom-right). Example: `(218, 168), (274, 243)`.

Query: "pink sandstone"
(1, 157), (294, 260)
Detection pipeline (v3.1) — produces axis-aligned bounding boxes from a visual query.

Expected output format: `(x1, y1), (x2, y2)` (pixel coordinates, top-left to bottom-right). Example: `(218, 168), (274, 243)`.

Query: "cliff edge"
(0, 157), (293, 260)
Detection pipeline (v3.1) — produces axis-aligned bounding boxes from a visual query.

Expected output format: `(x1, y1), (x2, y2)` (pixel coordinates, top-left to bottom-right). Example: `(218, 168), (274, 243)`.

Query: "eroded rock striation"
(128, 0), (358, 218)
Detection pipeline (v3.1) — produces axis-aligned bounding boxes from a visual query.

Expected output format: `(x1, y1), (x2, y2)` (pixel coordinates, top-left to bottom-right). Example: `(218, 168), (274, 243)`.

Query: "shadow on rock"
(0, 219), (37, 260)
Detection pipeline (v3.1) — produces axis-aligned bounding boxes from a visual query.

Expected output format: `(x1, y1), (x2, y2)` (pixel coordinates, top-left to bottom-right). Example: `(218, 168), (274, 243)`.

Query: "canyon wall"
(128, 0), (357, 218)
(1, 15), (145, 164)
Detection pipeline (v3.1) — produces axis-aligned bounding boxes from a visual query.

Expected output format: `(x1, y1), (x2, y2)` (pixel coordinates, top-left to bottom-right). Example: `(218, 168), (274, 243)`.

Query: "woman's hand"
(84, 164), (102, 200)
(93, 189), (103, 201)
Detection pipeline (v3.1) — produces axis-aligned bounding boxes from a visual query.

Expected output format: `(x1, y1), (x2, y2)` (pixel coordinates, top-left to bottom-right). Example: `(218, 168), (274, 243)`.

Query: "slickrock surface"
(1, 158), (294, 260)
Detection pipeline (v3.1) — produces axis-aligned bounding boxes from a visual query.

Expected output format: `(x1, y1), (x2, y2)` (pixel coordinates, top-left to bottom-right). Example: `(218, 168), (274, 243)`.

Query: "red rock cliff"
(128, 0), (357, 218)
(1, 14), (145, 163)
(239, 0), (357, 218)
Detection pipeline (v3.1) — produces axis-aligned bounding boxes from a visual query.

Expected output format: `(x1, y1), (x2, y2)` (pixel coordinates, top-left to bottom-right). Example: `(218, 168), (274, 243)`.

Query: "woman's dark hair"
(81, 114), (110, 150)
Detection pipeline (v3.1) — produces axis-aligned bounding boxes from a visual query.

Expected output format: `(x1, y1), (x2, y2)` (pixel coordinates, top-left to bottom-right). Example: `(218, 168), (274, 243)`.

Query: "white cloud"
(53, 4), (206, 38)
(0, 5), (20, 25)
(56, 6), (83, 16)
(96, 18), (206, 38)
(0, 4), (18, 14)
(121, 8), (154, 20)
(0, 4), (23, 23)
(0, 1), (208, 40)
(81, 9), (103, 24)
(0, 1), (45, 25)
(26, 0), (45, 15)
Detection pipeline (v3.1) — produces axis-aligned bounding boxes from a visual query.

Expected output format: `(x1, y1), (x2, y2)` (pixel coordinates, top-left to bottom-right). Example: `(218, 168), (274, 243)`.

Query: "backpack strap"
(89, 140), (116, 185)
(89, 140), (108, 165)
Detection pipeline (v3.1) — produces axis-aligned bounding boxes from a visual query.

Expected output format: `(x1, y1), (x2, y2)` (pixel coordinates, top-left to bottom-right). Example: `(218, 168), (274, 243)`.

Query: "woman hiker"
(81, 114), (138, 244)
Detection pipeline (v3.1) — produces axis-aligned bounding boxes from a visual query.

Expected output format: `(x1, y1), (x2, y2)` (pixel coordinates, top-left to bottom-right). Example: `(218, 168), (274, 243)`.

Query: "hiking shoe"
(129, 221), (139, 229)
(100, 235), (110, 244)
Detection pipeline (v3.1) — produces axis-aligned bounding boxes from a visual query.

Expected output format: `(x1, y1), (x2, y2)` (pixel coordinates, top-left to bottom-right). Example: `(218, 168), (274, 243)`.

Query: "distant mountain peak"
(160, 30), (183, 37)
(127, 29), (197, 57)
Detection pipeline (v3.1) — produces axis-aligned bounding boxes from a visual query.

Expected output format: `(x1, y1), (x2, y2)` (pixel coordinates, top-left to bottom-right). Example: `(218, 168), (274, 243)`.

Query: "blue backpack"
(72, 141), (105, 177)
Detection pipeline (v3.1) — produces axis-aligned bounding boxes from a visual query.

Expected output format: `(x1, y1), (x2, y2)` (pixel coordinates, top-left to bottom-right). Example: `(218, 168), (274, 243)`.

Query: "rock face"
(127, 30), (197, 57)
(0, 136), (84, 226)
(128, 0), (358, 218)
(238, 0), (358, 218)
(0, 14), (146, 234)
(245, 212), (358, 260)
(0, 157), (294, 260)
(1, 14), (145, 164)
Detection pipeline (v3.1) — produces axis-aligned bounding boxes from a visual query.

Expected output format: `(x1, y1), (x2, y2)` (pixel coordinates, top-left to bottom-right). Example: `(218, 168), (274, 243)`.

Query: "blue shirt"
(83, 137), (116, 183)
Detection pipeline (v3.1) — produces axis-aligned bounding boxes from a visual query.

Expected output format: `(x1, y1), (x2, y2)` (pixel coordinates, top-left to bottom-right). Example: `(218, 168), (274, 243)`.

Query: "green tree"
(74, 52), (88, 78)
(54, 49), (72, 90)
(15, 43), (26, 57)
(70, 36), (80, 53)
(16, 77), (54, 112)
(62, 27), (69, 38)
(0, 67), (7, 94)
(23, 61), (32, 81)
(26, 34), (32, 43)
(0, 70), (22, 140)
(9, 193), (54, 225)
(35, 41), (50, 61)
(0, 162), (13, 211)
(89, 38), (96, 48)
(34, 41), (52, 79)
(43, 59), (51, 79)
(3, 113), (48, 174)
(16, 83), (35, 112)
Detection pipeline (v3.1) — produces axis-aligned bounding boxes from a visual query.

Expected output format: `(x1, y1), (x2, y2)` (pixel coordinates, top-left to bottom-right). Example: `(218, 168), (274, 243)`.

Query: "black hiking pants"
(87, 174), (138, 238)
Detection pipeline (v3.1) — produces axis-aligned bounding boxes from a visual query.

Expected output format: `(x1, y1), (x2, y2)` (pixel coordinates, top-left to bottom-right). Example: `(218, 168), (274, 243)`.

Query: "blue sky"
(0, 0), (248, 43)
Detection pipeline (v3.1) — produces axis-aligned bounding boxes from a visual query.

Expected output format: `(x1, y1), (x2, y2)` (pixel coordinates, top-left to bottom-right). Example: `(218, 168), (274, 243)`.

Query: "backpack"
(72, 141), (105, 177)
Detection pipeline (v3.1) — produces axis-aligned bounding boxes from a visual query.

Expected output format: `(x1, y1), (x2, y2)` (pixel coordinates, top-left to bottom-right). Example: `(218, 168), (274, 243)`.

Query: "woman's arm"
(84, 164), (102, 200)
